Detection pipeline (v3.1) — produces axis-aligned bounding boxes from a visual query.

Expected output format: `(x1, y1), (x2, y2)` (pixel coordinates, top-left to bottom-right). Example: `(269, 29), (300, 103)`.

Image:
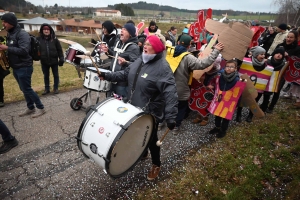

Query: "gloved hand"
(98, 72), (106, 79)
(167, 121), (176, 130)
(58, 59), (64, 66)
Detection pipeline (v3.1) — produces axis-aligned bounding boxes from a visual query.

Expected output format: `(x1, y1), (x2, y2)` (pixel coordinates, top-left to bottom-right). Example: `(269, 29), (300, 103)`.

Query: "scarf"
(142, 52), (156, 63)
(252, 57), (266, 71)
(221, 70), (238, 83)
(173, 45), (187, 57)
(267, 57), (285, 71)
(168, 31), (176, 41)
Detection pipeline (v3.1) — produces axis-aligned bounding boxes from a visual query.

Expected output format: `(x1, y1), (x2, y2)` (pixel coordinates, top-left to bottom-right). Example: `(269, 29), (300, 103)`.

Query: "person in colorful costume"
(208, 59), (244, 138)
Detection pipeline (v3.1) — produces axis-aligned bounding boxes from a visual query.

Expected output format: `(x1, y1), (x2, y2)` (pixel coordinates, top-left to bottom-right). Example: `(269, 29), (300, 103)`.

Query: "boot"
(246, 112), (253, 123)
(293, 102), (300, 108)
(216, 129), (227, 138)
(235, 107), (242, 122)
(209, 127), (220, 134)
(192, 115), (202, 124)
(199, 116), (209, 126)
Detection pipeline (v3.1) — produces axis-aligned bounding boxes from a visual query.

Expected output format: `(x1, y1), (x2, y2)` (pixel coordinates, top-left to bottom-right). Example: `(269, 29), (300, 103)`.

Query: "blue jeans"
(0, 119), (14, 141)
(13, 66), (44, 109)
(107, 84), (128, 98)
(41, 64), (59, 91)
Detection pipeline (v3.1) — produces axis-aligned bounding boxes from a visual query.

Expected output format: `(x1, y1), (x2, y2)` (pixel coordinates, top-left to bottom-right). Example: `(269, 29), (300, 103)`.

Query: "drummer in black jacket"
(99, 35), (178, 181)
(37, 23), (64, 95)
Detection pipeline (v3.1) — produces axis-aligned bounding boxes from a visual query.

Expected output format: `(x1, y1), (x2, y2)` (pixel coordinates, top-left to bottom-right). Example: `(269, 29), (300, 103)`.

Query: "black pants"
(268, 79), (286, 109)
(148, 122), (161, 167)
(215, 116), (230, 132)
(176, 100), (189, 127)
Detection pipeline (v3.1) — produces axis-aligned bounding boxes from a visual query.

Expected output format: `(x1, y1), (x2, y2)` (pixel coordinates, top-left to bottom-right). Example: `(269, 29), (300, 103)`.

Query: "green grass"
(134, 101), (300, 199)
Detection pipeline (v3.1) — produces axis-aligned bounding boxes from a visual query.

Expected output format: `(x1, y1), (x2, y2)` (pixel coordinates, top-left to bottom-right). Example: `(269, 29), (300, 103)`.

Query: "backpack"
(15, 30), (41, 61)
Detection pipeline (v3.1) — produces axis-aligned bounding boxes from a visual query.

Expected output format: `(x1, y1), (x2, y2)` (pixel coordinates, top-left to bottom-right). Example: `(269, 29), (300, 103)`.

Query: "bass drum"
(76, 98), (155, 178)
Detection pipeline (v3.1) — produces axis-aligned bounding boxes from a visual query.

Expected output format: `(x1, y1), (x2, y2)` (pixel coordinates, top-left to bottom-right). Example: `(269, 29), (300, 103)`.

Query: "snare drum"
(76, 98), (155, 178)
(83, 67), (111, 92)
(65, 44), (86, 66)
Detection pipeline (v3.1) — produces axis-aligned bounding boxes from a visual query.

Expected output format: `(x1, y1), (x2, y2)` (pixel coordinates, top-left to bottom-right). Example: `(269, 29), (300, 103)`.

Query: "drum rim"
(105, 112), (155, 178)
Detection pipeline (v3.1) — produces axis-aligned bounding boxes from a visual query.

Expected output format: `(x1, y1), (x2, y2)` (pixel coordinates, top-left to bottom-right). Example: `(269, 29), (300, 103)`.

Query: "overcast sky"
(26, 0), (279, 13)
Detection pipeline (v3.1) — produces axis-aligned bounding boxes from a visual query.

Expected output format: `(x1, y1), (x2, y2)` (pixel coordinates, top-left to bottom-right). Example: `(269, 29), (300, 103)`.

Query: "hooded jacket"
(104, 53), (178, 122)
(6, 24), (33, 69)
(37, 23), (64, 66)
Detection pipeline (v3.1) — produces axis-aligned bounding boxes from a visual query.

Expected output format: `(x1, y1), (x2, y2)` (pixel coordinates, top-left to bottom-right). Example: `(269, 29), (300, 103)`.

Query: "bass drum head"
(107, 114), (154, 178)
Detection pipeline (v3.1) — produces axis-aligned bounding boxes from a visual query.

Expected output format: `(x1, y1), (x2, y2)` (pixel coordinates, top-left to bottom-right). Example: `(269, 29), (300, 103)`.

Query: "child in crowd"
(244, 46), (268, 122)
(209, 59), (240, 138)
(264, 47), (286, 113)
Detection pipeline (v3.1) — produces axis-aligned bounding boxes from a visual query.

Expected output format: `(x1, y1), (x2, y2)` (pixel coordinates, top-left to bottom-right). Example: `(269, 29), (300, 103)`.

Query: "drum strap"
(128, 63), (144, 103)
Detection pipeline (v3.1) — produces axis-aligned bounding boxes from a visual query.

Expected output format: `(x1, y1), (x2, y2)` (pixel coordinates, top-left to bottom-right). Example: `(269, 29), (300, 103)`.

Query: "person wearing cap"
(0, 13), (46, 118)
(263, 47), (287, 113)
(101, 23), (140, 97)
(267, 23), (289, 56)
(98, 35), (178, 181)
(37, 23), (64, 95)
(168, 34), (224, 133)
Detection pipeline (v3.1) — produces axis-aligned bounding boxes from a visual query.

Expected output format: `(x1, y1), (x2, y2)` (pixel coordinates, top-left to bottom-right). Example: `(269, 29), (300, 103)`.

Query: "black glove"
(167, 121), (176, 130)
(98, 72), (106, 78)
(58, 59), (64, 66)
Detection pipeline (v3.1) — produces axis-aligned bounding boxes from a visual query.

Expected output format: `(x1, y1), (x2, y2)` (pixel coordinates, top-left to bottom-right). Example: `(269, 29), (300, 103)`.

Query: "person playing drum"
(98, 35), (178, 181)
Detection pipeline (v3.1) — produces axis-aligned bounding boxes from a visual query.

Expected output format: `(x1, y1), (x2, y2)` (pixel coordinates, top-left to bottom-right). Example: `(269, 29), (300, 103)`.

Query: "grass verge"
(135, 100), (300, 199)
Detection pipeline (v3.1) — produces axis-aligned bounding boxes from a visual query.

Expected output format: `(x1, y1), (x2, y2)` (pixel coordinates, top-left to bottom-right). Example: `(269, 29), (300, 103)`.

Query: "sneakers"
(192, 117), (202, 124)
(0, 102), (4, 107)
(0, 138), (18, 154)
(209, 127), (220, 134)
(19, 108), (36, 117)
(173, 126), (180, 135)
(147, 164), (161, 181)
(31, 108), (46, 118)
(42, 90), (50, 95)
(53, 89), (59, 94)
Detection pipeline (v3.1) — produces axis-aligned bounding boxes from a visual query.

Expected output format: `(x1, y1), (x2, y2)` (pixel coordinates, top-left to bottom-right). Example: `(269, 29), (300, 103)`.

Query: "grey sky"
(26, 0), (279, 13)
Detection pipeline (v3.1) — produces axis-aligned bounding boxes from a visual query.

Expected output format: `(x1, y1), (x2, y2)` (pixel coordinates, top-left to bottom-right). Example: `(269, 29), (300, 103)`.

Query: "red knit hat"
(146, 35), (165, 54)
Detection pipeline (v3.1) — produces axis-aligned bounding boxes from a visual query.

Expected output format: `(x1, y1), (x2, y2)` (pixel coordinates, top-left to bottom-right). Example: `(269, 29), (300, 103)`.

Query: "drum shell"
(77, 98), (155, 178)
(83, 67), (111, 92)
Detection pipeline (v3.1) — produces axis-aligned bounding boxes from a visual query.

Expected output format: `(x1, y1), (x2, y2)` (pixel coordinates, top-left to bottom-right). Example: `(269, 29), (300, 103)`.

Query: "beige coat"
(267, 30), (288, 55)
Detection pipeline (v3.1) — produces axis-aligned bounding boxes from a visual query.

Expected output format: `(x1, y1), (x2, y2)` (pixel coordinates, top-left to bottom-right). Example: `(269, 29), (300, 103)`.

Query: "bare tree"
(273, 0), (300, 26)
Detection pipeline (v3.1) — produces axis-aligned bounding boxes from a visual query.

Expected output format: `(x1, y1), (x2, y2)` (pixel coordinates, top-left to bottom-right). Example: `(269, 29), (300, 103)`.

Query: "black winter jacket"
(105, 53), (178, 122)
(6, 25), (33, 69)
(37, 23), (64, 66)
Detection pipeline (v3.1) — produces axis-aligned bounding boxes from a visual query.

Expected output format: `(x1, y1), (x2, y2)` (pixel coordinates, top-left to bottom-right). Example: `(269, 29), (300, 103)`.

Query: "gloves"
(98, 72), (106, 78)
(167, 121), (176, 130)
(58, 59), (64, 66)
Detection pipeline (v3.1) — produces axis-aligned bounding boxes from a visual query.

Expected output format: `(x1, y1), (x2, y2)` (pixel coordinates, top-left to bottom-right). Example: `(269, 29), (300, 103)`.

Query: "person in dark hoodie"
(37, 23), (64, 95)
(0, 13), (46, 118)
(100, 23), (140, 97)
(261, 26), (277, 56)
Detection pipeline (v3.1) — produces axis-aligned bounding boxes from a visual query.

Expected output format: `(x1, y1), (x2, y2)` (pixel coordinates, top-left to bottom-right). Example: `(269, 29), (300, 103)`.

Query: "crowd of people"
(0, 12), (299, 181)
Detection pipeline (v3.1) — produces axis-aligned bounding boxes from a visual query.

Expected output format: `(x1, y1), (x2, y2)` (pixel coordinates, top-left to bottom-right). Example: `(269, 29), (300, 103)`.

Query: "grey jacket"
(6, 25), (33, 69)
(105, 53), (178, 122)
(108, 36), (140, 86)
(174, 48), (220, 101)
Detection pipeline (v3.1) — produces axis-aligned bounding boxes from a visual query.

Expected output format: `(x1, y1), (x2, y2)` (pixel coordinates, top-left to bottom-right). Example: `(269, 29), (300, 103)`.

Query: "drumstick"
(93, 28), (102, 42)
(85, 51), (101, 75)
(156, 128), (170, 146)
(107, 55), (130, 63)
(89, 42), (96, 46)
